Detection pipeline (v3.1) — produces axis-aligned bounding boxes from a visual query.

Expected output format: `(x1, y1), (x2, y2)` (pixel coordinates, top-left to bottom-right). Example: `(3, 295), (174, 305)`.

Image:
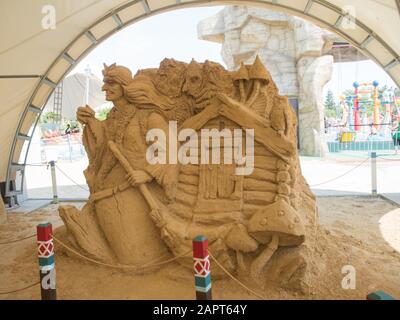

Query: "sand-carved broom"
(108, 141), (165, 227)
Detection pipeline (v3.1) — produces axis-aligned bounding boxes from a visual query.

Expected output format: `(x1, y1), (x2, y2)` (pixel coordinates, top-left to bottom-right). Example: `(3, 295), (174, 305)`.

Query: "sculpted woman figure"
(59, 63), (179, 265)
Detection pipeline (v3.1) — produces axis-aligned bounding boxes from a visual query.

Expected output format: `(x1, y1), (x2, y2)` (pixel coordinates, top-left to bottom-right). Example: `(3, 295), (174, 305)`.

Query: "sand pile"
(1, 196), (399, 300)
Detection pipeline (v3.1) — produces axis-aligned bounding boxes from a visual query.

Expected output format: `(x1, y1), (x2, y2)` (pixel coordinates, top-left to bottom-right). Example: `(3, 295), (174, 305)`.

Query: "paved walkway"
(7, 199), (52, 214)
(301, 154), (400, 195)
(14, 152), (400, 209)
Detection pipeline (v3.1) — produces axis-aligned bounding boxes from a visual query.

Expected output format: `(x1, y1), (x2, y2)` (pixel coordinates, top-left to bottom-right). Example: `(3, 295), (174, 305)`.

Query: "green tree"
(96, 106), (112, 121)
(378, 85), (388, 100)
(342, 88), (354, 98)
(39, 111), (59, 124)
(324, 90), (338, 119)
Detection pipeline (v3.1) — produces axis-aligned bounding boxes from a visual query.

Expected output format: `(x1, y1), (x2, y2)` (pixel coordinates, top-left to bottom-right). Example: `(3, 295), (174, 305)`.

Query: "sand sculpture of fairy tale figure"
(60, 57), (317, 291)
(59, 63), (180, 265)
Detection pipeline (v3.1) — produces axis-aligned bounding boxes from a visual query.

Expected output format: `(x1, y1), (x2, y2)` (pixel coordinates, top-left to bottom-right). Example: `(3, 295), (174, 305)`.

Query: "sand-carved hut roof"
(232, 62), (249, 82)
(248, 56), (271, 84)
(180, 97), (296, 162)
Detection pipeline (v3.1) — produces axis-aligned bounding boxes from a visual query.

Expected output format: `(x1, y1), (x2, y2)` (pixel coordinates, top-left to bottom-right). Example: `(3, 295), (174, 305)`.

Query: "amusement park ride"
(338, 81), (400, 143)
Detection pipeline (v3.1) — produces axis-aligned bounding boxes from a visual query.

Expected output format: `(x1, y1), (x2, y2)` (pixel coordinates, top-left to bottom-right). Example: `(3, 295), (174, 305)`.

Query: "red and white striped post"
(37, 222), (57, 300)
(193, 235), (212, 300)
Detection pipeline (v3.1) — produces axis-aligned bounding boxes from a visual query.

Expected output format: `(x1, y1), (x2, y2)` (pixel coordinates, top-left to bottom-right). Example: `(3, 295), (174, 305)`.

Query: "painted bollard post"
(367, 291), (395, 300)
(371, 152), (377, 196)
(37, 222), (57, 300)
(49, 160), (58, 204)
(193, 235), (212, 300)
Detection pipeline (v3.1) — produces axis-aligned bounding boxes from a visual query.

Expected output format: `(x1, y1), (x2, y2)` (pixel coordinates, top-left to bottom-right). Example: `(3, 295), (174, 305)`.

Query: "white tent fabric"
(0, 0), (399, 186)
(44, 72), (107, 120)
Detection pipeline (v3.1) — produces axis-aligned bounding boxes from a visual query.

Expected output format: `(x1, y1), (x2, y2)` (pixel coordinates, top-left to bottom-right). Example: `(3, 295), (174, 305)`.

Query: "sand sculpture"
(59, 57), (317, 290)
(0, 197), (6, 224)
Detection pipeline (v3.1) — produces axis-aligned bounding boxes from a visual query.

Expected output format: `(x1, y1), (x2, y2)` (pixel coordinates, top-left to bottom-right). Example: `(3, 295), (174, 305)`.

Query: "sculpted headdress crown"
(102, 63), (133, 86)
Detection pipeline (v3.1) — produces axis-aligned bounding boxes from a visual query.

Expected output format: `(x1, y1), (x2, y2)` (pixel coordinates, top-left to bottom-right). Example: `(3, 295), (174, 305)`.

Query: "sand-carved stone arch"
(4, 0), (400, 200)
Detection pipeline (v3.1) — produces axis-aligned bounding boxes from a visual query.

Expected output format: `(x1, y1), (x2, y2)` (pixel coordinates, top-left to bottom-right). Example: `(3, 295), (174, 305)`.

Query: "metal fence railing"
(41, 133), (86, 161)
(327, 140), (395, 153)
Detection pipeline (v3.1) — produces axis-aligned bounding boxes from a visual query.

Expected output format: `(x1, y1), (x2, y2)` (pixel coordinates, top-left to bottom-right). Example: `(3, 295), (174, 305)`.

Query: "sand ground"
(1, 196), (399, 300)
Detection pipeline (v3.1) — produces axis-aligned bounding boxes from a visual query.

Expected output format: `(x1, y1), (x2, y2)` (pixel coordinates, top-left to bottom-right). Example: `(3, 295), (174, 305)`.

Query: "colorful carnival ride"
(337, 82), (399, 143)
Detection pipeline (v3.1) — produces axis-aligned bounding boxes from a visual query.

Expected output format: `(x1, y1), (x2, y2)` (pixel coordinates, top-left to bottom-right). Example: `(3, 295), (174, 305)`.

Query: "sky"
(70, 6), (398, 103)
(72, 6), (225, 77)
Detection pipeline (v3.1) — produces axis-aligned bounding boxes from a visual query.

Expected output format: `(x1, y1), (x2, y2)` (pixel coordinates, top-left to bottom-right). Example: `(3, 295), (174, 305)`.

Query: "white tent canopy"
(0, 0), (399, 197)
(44, 72), (107, 120)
